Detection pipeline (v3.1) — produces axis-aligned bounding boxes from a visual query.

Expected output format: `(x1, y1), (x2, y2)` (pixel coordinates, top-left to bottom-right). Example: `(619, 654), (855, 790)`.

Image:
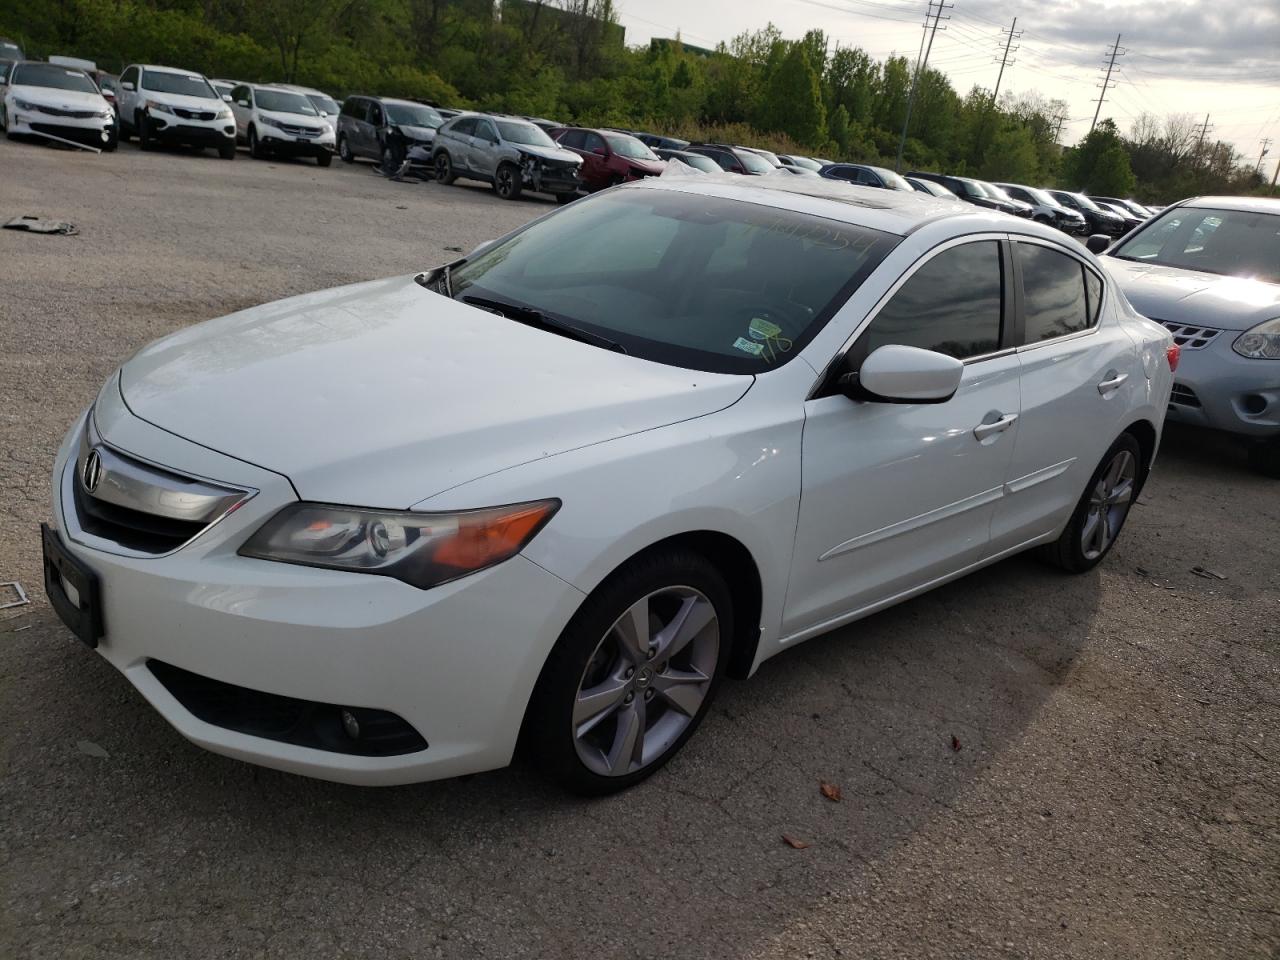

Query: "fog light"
(341, 708), (360, 739)
(1242, 393), (1269, 416)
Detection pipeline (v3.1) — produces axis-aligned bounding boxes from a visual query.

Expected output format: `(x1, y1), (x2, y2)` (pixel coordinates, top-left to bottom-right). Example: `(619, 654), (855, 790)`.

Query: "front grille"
(1170, 383), (1201, 408)
(147, 661), (429, 757)
(1159, 320), (1221, 350)
(35, 104), (99, 119)
(73, 479), (207, 552)
(278, 122), (322, 138)
(174, 107), (216, 121)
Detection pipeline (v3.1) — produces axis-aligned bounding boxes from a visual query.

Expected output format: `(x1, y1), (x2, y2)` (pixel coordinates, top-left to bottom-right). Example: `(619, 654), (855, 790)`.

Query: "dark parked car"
(550, 127), (665, 191)
(981, 182), (1034, 218)
(819, 163), (914, 191)
(1047, 190), (1127, 236)
(907, 172), (1022, 215)
(1092, 200), (1144, 233)
(777, 154), (823, 172)
(654, 148), (720, 173)
(997, 182), (1088, 233)
(337, 95), (443, 173)
(1091, 196), (1152, 220)
(686, 143), (775, 175)
(905, 176), (957, 198)
(635, 132), (689, 151)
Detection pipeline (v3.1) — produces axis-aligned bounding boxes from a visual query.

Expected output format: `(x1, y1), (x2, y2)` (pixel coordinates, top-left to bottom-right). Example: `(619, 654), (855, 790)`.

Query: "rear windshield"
(445, 190), (897, 374)
(1110, 207), (1280, 283)
(12, 63), (99, 93)
(255, 88), (318, 115)
(143, 70), (216, 99)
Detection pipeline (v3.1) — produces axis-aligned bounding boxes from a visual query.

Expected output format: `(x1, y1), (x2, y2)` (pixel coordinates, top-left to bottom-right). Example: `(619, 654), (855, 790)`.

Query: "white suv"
(228, 83), (335, 165)
(116, 64), (235, 159)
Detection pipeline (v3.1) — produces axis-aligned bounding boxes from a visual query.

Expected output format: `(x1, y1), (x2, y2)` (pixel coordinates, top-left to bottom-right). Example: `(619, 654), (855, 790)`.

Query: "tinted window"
(1019, 244), (1091, 342)
(445, 190), (896, 374)
(141, 70), (216, 99)
(12, 63), (99, 93)
(475, 119), (497, 142)
(121, 66), (139, 86)
(584, 132), (606, 152)
(863, 242), (1003, 360)
(451, 116), (477, 137)
(369, 103), (384, 125)
(231, 85), (250, 104)
(340, 97), (363, 118)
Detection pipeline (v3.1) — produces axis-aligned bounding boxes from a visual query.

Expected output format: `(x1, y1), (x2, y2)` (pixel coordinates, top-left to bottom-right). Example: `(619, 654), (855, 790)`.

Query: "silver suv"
(432, 114), (582, 202)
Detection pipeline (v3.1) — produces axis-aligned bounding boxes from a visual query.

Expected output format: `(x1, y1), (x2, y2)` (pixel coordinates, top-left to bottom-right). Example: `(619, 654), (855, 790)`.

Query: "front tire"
(137, 111), (154, 150)
(1038, 433), (1143, 573)
(555, 191), (577, 205)
(525, 548), (732, 795)
(338, 135), (353, 163)
(217, 140), (236, 160)
(248, 127), (265, 159)
(316, 150), (332, 167)
(494, 162), (522, 200)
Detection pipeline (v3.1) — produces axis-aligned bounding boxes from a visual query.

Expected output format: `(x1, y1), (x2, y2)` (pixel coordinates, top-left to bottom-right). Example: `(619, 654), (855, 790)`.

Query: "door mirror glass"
(121, 80), (135, 91)
(843, 345), (963, 404)
(236, 99), (248, 107)
(1085, 234), (1111, 254)
(223, 94), (233, 102)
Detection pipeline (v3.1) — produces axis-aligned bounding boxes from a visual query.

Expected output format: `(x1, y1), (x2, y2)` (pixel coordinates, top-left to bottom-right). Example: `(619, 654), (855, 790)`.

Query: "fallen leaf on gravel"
(444, 245), (464, 252)
(1190, 566), (1227, 580)
(819, 781), (842, 802)
(1135, 566), (1151, 576)
(781, 834), (810, 849)
(950, 735), (962, 752)
(76, 740), (108, 758)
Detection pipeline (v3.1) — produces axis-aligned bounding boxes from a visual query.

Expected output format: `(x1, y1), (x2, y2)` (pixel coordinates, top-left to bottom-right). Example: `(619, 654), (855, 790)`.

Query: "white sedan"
(43, 176), (1175, 793)
(1, 60), (117, 150)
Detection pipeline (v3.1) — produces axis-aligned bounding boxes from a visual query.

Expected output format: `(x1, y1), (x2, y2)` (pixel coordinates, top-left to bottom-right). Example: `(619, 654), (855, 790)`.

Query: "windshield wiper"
(460, 295), (627, 354)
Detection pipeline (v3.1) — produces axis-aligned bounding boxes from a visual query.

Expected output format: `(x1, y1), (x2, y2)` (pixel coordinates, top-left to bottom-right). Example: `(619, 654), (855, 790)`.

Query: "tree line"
(5, 0), (1270, 201)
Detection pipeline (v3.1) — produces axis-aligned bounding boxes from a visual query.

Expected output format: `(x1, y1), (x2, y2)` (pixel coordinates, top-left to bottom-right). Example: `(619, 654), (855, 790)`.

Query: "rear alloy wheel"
(494, 162), (523, 200)
(1039, 433), (1143, 572)
(526, 549), (731, 795)
(338, 135), (353, 163)
(433, 151), (455, 184)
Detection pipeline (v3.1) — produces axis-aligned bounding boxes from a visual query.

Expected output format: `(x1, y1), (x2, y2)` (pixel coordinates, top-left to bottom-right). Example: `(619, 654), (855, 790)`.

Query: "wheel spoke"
(1108, 477), (1135, 505)
(1094, 510), (1111, 554)
(613, 597), (650, 663)
(574, 675), (629, 736)
(1081, 511), (1101, 555)
(606, 702), (645, 775)
(654, 595), (715, 662)
(1104, 451), (1129, 490)
(653, 667), (709, 718)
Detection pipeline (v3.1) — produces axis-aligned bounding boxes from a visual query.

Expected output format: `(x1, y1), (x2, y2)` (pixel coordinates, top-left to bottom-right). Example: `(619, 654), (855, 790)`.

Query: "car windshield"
(0, 42), (20, 58)
(1064, 192), (1101, 212)
(444, 190), (897, 374)
(386, 102), (442, 127)
(307, 93), (340, 116)
(957, 179), (989, 198)
(737, 150), (775, 175)
(143, 70), (216, 99)
(876, 169), (913, 192)
(789, 156), (823, 171)
(1017, 186), (1055, 206)
(12, 63), (99, 93)
(1110, 207), (1280, 283)
(255, 88), (318, 115)
(605, 133), (658, 160)
(752, 150), (781, 166)
(673, 153), (718, 173)
(983, 183), (1016, 202)
(496, 120), (555, 146)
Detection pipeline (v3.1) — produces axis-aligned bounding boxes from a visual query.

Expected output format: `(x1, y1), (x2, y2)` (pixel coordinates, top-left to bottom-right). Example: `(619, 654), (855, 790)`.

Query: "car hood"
(1103, 258), (1280, 331)
(142, 89), (223, 111)
(628, 157), (666, 175)
(514, 143), (582, 166)
(118, 276), (752, 507)
(10, 84), (105, 109)
(260, 108), (326, 126)
(395, 124), (436, 141)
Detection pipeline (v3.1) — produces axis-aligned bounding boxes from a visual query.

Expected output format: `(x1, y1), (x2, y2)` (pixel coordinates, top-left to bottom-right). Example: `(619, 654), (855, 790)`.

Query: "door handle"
(973, 413), (1018, 440)
(1097, 372), (1129, 395)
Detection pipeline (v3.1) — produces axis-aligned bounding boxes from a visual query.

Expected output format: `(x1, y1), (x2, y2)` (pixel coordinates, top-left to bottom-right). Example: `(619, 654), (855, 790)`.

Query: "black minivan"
(336, 96), (444, 173)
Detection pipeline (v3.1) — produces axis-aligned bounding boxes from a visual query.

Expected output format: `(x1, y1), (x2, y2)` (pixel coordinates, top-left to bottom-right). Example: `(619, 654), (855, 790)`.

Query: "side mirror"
(236, 99), (248, 107)
(121, 80), (135, 91)
(1085, 234), (1112, 254)
(840, 344), (963, 404)
(223, 94), (233, 102)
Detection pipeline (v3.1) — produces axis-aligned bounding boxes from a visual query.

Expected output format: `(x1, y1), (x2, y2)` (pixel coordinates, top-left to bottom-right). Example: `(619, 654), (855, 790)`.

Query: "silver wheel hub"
(1081, 449), (1136, 560)
(572, 585), (719, 777)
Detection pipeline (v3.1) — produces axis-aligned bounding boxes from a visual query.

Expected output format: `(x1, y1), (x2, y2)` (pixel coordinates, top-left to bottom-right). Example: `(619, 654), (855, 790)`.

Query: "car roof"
(377, 97), (436, 107)
(136, 65), (207, 75)
(628, 173), (1054, 238)
(1181, 196), (1280, 215)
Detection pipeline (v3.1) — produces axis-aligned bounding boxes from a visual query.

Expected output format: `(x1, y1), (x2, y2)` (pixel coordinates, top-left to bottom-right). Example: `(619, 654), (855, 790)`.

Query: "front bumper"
(1164, 338), (1280, 438)
(46, 400), (584, 785)
(8, 111), (113, 146)
(150, 116), (236, 145)
(259, 131), (336, 156)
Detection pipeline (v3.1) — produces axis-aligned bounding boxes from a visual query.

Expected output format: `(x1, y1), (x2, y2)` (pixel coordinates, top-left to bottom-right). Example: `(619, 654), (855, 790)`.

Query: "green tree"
(757, 42), (825, 147)
(1062, 119), (1136, 194)
(828, 102), (851, 156)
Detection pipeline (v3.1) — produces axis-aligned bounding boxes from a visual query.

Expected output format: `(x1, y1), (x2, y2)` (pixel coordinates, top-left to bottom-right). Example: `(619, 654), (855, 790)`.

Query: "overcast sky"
(615, 0), (1280, 171)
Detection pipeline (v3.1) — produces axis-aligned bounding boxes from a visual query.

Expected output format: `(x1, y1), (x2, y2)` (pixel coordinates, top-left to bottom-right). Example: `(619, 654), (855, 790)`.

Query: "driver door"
(472, 118), (499, 179)
(782, 238), (1022, 637)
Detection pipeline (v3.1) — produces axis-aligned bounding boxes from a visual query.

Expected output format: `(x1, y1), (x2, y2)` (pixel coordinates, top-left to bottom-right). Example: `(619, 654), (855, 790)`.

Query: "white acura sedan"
(43, 176), (1175, 793)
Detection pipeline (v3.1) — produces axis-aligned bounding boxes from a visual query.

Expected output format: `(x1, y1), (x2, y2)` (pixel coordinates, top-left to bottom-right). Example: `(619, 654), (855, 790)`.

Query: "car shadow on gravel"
(7, 551), (1100, 956)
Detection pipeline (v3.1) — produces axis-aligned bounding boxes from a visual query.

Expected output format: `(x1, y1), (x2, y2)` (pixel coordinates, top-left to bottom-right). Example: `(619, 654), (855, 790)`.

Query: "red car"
(549, 127), (665, 191)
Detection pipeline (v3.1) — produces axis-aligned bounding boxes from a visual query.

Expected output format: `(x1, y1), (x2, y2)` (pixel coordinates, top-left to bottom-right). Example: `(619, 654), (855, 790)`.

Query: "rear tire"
(1248, 440), (1280, 478)
(524, 548), (732, 795)
(1038, 433), (1144, 573)
(494, 162), (522, 200)
(433, 151), (456, 185)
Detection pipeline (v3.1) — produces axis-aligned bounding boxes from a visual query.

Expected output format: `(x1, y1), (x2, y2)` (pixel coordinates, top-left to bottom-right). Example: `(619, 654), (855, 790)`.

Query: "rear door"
(783, 238), (1023, 637)
(448, 116), (477, 171)
(360, 101), (383, 158)
(472, 118), (500, 179)
(581, 131), (610, 187)
(989, 237), (1140, 551)
(229, 85), (251, 139)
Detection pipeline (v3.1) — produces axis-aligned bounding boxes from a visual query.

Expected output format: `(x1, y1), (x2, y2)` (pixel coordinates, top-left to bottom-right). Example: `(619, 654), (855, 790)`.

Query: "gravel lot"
(1, 136), (1277, 960)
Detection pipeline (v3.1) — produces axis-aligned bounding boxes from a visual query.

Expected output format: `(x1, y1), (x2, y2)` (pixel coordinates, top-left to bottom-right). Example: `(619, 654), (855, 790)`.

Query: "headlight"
(258, 114), (283, 129)
(145, 100), (174, 115)
(13, 98), (38, 111)
(239, 499), (560, 589)
(321, 121), (333, 134)
(216, 107), (232, 121)
(1233, 318), (1280, 360)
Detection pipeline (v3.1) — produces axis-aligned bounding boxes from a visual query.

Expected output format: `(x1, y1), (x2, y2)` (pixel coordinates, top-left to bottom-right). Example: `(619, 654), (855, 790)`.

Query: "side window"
(369, 102), (383, 126)
(1018, 243), (1091, 342)
(340, 98), (358, 118)
(451, 117), (476, 137)
(857, 169), (880, 186)
(231, 85), (249, 105)
(121, 66), (138, 86)
(559, 129), (585, 149)
(584, 132), (606, 153)
(1006, 187), (1028, 202)
(475, 119), (497, 142)
(712, 151), (739, 171)
(1084, 268), (1103, 325)
(830, 167), (857, 182)
(862, 241), (1004, 360)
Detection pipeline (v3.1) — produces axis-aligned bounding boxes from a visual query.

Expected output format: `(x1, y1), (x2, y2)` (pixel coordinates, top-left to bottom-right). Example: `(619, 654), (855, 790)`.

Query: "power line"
(1090, 33), (1125, 135)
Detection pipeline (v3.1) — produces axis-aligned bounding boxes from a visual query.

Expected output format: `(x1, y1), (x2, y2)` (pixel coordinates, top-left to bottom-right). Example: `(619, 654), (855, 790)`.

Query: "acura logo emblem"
(82, 449), (103, 493)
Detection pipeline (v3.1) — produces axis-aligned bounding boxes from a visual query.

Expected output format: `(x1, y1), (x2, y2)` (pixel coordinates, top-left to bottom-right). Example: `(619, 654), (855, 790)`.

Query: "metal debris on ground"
(4, 216), (79, 236)
(0, 581), (30, 609)
(1190, 566), (1228, 580)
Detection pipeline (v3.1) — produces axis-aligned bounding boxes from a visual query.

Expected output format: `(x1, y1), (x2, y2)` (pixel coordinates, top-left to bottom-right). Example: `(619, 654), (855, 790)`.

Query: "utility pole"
(895, 0), (952, 171)
(991, 17), (1020, 106)
(1052, 113), (1067, 143)
(1272, 157), (1280, 193)
(1089, 33), (1125, 136)
(1194, 113), (1212, 155)
(1257, 138), (1272, 174)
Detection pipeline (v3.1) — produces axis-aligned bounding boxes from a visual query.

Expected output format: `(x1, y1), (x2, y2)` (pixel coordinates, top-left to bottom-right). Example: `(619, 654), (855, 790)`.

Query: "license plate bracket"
(40, 523), (104, 648)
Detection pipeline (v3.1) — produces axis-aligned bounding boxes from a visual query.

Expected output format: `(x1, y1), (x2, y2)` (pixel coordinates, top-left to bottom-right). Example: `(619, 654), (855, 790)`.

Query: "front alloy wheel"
(494, 162), (522, 200)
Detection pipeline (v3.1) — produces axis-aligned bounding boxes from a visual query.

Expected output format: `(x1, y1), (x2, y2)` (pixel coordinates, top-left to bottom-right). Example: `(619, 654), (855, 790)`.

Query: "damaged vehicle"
(432, 114), (582, 202)
(1, 61), (117, 151)
(337, 96), (442, 176)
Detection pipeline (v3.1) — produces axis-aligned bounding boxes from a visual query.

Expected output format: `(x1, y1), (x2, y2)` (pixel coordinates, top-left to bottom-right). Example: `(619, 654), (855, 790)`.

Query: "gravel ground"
(1, 136), (1277, 960)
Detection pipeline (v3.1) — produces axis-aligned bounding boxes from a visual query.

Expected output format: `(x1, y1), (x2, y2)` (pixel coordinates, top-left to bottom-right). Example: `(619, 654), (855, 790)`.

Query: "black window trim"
(809, 232), (1016, 399)
(1009, 235), (1106, 352)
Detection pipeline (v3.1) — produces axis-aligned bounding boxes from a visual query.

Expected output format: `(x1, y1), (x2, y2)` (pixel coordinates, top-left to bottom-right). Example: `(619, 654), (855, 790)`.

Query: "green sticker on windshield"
(732, 336), (764, 356)
(748, 316), (782, 341)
